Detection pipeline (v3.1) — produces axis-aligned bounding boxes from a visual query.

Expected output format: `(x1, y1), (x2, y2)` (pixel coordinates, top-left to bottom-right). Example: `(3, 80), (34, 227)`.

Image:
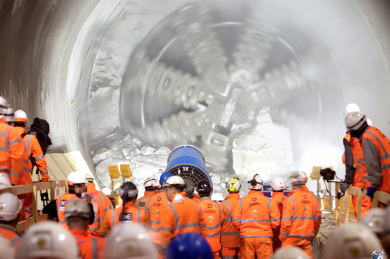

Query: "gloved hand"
(366, 186), (377, 198)
(340, 183), (350, 193)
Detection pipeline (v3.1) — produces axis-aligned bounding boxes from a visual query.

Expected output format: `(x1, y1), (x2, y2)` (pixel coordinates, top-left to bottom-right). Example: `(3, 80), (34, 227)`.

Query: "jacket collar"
(288, 186), (308, 197)
(225, 192), (240, 200)
(86, 183), (96, 192)
(248, 190), (264, 196)
(144, 190), (155, 197)
(200, 196), (210, 201)
(272, 192), (285, 198)
(170, 192), (186, 202)
(13, 126), (25, 134)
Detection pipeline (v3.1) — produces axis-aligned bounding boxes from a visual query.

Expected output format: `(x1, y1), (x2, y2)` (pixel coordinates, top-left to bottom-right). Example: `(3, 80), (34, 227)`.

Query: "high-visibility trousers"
(352, 196), (372, 219)
(239, 237), (272, 259)
(272, 230), (282, 251)
(282, 237), (313, 259)
(17, 193), (32, 220)
(221, 246), (240, 259)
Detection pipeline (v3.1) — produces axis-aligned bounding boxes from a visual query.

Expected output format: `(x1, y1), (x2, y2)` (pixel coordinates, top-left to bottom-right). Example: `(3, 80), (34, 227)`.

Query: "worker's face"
(75, 183), (86, 194)
(166, 187), (175, 199)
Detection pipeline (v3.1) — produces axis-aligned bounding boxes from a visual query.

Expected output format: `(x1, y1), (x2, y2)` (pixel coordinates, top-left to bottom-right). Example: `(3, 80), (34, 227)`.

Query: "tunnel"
(1, 0), (389, 197)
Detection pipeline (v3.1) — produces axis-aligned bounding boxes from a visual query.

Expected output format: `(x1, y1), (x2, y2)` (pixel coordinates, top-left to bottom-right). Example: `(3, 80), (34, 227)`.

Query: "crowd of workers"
(0, 94), (390, 259)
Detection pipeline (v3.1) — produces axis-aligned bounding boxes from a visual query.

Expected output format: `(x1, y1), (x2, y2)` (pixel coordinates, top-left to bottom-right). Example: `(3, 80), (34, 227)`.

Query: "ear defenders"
(229, 177), (239, 192)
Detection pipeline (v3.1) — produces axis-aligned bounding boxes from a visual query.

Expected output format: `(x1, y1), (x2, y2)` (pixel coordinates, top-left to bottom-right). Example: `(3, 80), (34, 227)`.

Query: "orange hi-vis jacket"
(99, 201), (150, 236)
(160, 192), (207, 248)
(145, 191), (169, 244)
(56, 193), (79, 229)
(13, 127), (49, 182)
(70, 229), (104, 259)
(0, 224), (22, 249)
(0, 119), (26, 185)
(280, 187), (321, 241)
(192, 193), (200, 203)
(362, 126), (390, 193)
(86, 183), (113, 236)
(220, 192), (240, 248)
(271, 192), (286, 251)
(232, 190), (281, 239)
(199, 197), (223, 253)
(135, 190), (155, 210)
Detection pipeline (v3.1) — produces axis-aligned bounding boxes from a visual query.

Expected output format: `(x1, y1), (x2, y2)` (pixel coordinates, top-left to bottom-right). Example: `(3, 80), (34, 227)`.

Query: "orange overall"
(271, 192), (285, 251)
(220, 192), (241, 259)
(232, 190), (281, 259)
(56, 193), (79, 230)
(280, 187), (321, 259)
(135, 190), (155, 210)
(0, 225), (21, 249)
(70, 229), (104, 259)
(192, 193), (201, 203)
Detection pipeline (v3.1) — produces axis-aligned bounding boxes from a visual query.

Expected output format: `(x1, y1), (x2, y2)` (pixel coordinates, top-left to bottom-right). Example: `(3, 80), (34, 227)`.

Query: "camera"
(320, 168), (336, 181)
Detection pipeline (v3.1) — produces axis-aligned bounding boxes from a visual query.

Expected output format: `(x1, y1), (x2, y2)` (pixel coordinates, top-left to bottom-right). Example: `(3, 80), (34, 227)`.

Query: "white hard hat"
(247, 174), (263, 190)
(345, 112), (367, 131)
(323, 223), (385, 259)
(361, 208), (385, 234)
(367, 118), (373, 126)
(104, 222), (157, 259)
(14, 110), (28, 123)
(273, 247), (310, 259)
(0, 174), (12, 190)
(344, 103), (361, 115)
(288, 171), (308, 186)
(5, 108), (14, 123)
(0, 193), (22, 221)
(271, 177), (286, 191)
(85, 173), (94, 183)
(15, 222), (79, 259)
(144, 177), (158, 188)
(226, 177), (241, 192)
(163, 175), (185, 188)
(67, 172), (88, 186)
(0, 97), (8, 120)
(0, 237), (14, 259)
(64, 199), (90, 220)
(102, 188), (112, 196)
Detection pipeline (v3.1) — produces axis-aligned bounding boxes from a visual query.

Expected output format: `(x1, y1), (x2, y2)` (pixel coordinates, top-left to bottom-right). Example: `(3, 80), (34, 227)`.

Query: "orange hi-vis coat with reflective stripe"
(362, 126), (390, 193)
(99, 201), (150, 236)
(144, 191), (169, 244)
(232, 190), (281, 239)
(135, 190), (155, 210)
(220, 192), (240, 248)
(70, 229), (104, 259)
(280, 187), (321, 241)
(160, 192), (207, 248)
(199, 197), (223, 253)
(271, 192), (285, 251)
(56, 193), (79, 229)
(192, 193), (200, 203)
(0, 225), (21, 249)
(13, 127), (49, 182)
(0, 119), (26, 185)
(86, 183), (113, 236)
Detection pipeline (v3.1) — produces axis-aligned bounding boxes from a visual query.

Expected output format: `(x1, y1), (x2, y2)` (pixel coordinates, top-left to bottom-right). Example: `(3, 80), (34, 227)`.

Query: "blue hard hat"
(166, 232), (213, 259)
(159, 172), (173, 186)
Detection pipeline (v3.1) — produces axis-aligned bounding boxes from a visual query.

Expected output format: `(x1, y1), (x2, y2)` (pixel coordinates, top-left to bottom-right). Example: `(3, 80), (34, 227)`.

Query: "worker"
(382, 206), (390, 254)
(0, 193), (22, 249)
(160, 175), (207, 250)
(232, 174), (281, 259)
(280, 171), (321, 259)
(344, 112), (390, 202)
(65, 199), (104, 259)
(135, 176), (159, 209)
(273, 247), (309, 259)
(0, 96), (25, 185)
(99, 182), (150, 236)
(271, 177), (286, 251)
(14, 221), (79, 259)
(166, 232), (213, 259)
(198, 180), (222, 259)
(5, 108), (14, 126)
(85, 173), (113, 236)
(144, 171), (172, 259)
(323, 223), (385, 259)
(42, 171), (93, 229)
(192, 187), (201, 203)
(104, 222), (157, 259)
(0, 237), (14, 259)
(220, 177), (241, 259)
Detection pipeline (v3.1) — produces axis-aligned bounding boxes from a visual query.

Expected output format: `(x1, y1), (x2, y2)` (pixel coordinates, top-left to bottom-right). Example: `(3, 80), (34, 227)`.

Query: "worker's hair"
(145, 186), (157, 192)
(170, 184), (185, 193)
(13, 122), (26, 128)
(68, 184), (84, 194)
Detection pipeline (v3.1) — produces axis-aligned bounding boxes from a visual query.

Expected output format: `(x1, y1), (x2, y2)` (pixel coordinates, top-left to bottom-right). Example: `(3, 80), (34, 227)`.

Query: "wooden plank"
(343, 189), (349, 224)
(357, 188), (362, 222)
(0, 184), (33, 196)
(348, 186), (370, 199)
(16, 219), (34, 232)
(63, 152), (82, 172)
(32, 184), (38, 223)
(46, 154), (66, 195)
(36, 181), (51, 192)
(373, 191), (379, 208)
(51, 153), (74, 178)
(50, 181), (56, 201)
(335, 182), (340, 226)
(377, 191), (390, 205)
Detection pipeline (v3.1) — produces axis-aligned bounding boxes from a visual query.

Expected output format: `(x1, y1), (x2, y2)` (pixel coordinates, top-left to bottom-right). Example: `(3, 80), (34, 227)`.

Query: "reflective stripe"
(25, 206), (33, 211)
(105, 204), (113, 211)
(207, 230), (220, 238)
(22, 167), (30, 173)
(92, 237), (98, 259)
(314, 217), (321, 220)
(200, 224), (206, 229)
(282, 216), (291, 221)
(241, 219), (270, 223)
(288, 234), (315, 238)
(161, 226), (173, 232)
(221, 232), (240, 236)
(356, 165), (361, 169)
(239, 235), (272, 239)
(10, 171), (20, 177)
(26, 135), (32, 157)
(23, 159), (29, 164)
(267, 198), (271, 222)
(35, 154), (44, 161)
(363, 175), (369, 180)
(0, 126), (10, 151)
(232, 217), (241, 222)
(168, 203), (179, 228)
(98, 216), (105, 222)
(137, 209), (141, 223)
(196, 202), (200, 218)
(271, 217), (281, 222)
(380, 154), (390, 161)
(289, 196), (296, 220)
(239, 199), (243, 222)
(381, 163), (390, 171)
(89, 227), (99, 231)
(295, 217), (315, 220)
(223, 200), (232, 222)
(207, 224), (220, 230)
(9, 236), (21, 247)
(357, 158), (364, 163)
(147, 195), (153, 218)
(41, 169), (48, 174)
(150, 219), (161, 224)
(93, 199), (98, 222)
(176, 222), (199, 230)
(365, 131), (388, 156)
(0, 168), (9, 172)
(150, 226), (161, 232)
(9, 138), (21, 146)
(25, 212), (31, 218)
(280, 232), (288, 236)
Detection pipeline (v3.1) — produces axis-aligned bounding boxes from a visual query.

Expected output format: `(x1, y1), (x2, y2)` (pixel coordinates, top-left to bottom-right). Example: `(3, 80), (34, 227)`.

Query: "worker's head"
(345, 112), (368, 137)
(163, 176), (186, 200)
(271, 177), (286, 192)
(104, 222), (156, 259)
(323, 223), (385, 259)
(382, 206), (390, 254)
(273, 247), (309, 259)
(166, 232), (213, 259)
(144, 177), (158, 193)
(85, 173), (94, 184)
(287, 171), (308, 189)
(116, 182), (138, 203)
(13, 110), (28, 128)
(5, 108), (14, 126)
(0, 97), (8, 121)
(67, 172), (88, 196)
(64, 199), (91, 231)
(197, 181), (212, 198)
(344, 103), (361, 115)
(159, 172), (172, 193)
(14, 222), (79, 259)
(247, 174), (263, 191)
(0, 237), (15, 259)
(0, 193), (22, 226)
(226, 177), (241, 193)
